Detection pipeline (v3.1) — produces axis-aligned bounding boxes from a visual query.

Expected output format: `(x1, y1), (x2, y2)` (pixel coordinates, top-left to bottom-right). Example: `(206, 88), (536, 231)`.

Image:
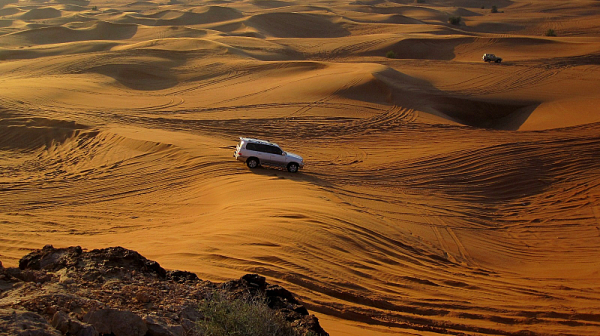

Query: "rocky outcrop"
(0, 310), (62, 336)
(0, 245), (328, 336)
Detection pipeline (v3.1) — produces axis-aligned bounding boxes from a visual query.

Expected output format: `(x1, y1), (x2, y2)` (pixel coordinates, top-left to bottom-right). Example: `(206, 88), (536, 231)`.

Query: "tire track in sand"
(427, 215), (476, 267)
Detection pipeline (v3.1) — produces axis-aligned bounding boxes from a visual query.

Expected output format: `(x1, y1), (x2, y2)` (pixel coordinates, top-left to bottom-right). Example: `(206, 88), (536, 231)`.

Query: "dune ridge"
(1, 0), (600, 335)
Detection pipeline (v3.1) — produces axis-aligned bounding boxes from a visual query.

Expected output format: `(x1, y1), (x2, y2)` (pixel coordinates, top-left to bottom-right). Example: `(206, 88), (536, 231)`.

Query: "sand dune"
(1, 0), (600, 335)
(121, 6), (243, 26)
(0, 7), (20, 16)
(0, 21), (138, 46)
(0, 41), (118, 60)
(0, 0), (17, 7)
(19, 7), (62, 20)
(246, 12), (350, 38)
(340, 12), (424, 25)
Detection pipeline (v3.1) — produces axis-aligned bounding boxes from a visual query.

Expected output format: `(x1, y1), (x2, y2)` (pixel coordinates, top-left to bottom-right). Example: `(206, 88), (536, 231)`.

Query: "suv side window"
(262, 145), (281, 154)
(245, 142), (282, 155)
(246, 142), (257, 151)
(269, 146), (283, 155)
(255, 144), (270, 153)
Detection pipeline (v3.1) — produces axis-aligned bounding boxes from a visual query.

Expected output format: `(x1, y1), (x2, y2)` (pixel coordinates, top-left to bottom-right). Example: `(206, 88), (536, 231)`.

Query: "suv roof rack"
(240, 137), (278, 147)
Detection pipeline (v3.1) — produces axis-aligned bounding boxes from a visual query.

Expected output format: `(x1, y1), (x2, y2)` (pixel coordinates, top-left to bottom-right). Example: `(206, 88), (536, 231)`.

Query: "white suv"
(234, 138), (304, 173)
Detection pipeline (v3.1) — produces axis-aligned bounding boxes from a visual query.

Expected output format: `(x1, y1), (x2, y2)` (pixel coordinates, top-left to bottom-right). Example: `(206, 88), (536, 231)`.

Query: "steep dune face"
(121, 6), (243, 26)
(0, 117), (86, 151)
(19, 7), (62, 20)
(246, 12), (350, 38)
(1, 0), (600, 335)
(0, 21), (138, 46)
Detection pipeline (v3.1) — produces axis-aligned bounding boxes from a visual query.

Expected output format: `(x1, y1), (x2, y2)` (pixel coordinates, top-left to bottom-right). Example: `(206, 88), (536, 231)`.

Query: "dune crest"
(1, 0), (600, 335)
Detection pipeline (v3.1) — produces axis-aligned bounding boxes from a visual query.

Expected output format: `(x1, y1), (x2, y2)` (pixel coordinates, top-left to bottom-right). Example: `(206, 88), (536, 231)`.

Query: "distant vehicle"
(234, 137), (304, 173)
(483, 53), (502, 63)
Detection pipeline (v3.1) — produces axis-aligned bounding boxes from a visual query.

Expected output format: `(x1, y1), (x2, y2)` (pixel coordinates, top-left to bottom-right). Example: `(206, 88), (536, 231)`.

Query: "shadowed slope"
(1, 0), (600, 335)
(246, 12), (350, 38)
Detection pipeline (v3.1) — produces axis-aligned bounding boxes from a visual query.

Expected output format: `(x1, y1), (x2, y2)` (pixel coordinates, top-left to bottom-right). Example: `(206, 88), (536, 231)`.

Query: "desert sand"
(1, 0), (600, 333)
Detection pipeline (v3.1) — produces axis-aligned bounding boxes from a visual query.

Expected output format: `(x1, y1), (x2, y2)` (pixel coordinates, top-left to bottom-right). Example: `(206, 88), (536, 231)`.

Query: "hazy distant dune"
(124, 1), (160, 8)
(118, 6), (243, 26)
(0, 0), (17, 7)
(0, 7), (20, 16)
(59, 4), (91, 11)
(0, 40), (118, 60)
(250, 0), (294, 9)
(1, 0), (600, 335)
(361, 5), (449, 21)
(451, 7), (482, 17)
(342, 11), (423, 24)
(19, 7), (62, 20)
(0, 21), (138, 46)
(464, 21), (524, 33)
(246, 12), (350, 38)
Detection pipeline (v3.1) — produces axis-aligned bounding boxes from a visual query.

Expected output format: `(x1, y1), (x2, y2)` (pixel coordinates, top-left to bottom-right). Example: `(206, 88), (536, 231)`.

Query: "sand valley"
(1, 0), (600, 334)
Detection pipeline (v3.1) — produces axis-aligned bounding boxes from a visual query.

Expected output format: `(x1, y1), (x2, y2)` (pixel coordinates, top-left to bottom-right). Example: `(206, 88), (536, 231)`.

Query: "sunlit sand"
(1, 0), (600, 334)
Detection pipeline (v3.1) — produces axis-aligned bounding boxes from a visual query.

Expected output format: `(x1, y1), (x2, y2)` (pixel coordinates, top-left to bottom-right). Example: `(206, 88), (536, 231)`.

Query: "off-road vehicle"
(483, 53), (502, 63)
(234, 137), (304, 173)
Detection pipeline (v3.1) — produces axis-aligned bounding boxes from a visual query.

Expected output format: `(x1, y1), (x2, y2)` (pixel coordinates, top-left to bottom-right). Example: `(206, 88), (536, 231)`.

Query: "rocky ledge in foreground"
(0, 245), (328, 336)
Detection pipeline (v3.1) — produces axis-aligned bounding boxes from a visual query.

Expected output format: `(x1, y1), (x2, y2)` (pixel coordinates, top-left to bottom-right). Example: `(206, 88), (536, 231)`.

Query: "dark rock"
(300, 315), (329, 336)
(13, 270), (54, 283)
(83, 247), (166, 278)
(144, 315), (183, 336)
(178, 318), (196, 335)
(52, 311), (98, 336)
(19, 245), (82, 271)
(166, 270), (199, 283)
(0, 309), (61, 336)
(51, 311), (69, 333)
(19, 245), (166, 279)
(242, 273), (266, 288)
(84, 309), (147, 336)
(167, 325), (184, 336)
(0, 267), (21, 292)
(178, 305), (202, 322)
(266, 284), (300, 306)
(290, 303), (309, 315)
(134, 289), (153, 303)
(75, 324), (99, 336)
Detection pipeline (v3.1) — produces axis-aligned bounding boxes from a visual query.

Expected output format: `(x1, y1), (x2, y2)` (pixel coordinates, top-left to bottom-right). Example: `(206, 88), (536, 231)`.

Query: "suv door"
(252, 143), (274, 164)
(265, 145), (285, 167)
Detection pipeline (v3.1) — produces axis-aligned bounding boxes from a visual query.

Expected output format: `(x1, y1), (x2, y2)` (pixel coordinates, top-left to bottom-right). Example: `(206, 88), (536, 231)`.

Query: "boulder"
(52, 311), (98, 336)
(82, 247), (166, 278)
(144, 315), (184, 336)
(19, 245), (82, 271)
(167, 270), (199, 283)
(18, 245), (166, 279)
(0, 309), (61, 336)
(84, 309), (147, 336)
(242, 273), (266, 288)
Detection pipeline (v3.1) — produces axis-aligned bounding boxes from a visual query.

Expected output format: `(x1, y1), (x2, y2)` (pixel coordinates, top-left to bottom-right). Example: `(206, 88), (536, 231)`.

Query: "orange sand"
(1, 0), (600, 334)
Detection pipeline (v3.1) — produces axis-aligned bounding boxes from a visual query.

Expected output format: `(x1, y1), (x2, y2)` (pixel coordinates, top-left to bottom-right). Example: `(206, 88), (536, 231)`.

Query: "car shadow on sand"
(243, 164), (334, 189)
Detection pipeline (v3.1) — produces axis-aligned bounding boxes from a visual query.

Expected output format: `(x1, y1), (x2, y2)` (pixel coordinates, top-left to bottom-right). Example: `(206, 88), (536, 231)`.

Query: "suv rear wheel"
(247, 157), (259, 169)
(287, 162), (299, 173)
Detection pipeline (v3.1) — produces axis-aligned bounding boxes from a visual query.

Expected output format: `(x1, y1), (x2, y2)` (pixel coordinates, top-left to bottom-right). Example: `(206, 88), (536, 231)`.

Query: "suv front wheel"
(287, 162), (299, 173)
(247, 158), (259, 169)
